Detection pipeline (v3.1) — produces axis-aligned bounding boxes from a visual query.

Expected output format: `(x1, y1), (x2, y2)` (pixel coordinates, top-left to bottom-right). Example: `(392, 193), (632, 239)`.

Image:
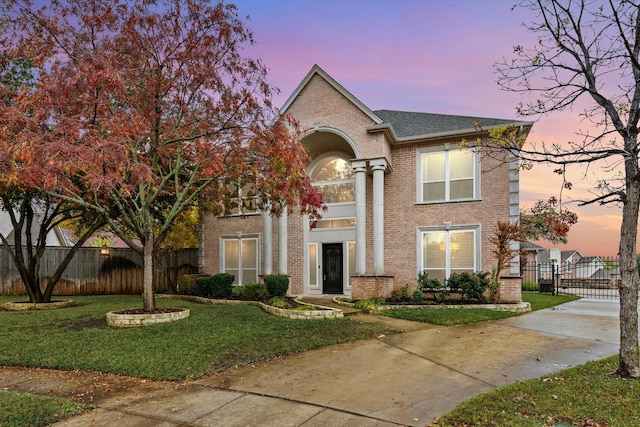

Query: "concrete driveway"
(195, 299), (623, 426)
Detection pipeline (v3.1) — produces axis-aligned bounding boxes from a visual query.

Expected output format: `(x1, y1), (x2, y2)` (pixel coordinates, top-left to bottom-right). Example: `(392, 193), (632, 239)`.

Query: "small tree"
(488, 221), (526, 303)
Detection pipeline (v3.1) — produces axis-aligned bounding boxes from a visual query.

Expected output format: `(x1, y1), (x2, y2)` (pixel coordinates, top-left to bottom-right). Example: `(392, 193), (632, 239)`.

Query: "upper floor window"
(226, 182), (258, 216)
(310, 156), (355, 204)
(420, 149), (477, 203)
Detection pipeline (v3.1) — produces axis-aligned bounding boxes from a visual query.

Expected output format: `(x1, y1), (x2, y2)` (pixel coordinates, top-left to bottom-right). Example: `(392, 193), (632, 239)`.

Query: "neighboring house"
(573, 255), (606, 279)
(0, 211), (73, 247)
(200, 65), (533, 302)
(528, 247), (608, 280)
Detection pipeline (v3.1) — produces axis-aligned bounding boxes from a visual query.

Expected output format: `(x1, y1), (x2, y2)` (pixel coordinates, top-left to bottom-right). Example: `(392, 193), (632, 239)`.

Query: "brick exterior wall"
(200, 67), (522, 302)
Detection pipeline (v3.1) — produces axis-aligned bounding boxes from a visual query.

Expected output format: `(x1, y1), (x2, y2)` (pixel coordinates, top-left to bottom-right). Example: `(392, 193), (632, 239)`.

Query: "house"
(200, 65), (533, 302)
(0, 211), (73, 247)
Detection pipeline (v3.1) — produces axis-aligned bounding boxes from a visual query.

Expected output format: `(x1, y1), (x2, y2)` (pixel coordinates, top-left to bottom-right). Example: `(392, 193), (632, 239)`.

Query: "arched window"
(310, 156), (355, 203)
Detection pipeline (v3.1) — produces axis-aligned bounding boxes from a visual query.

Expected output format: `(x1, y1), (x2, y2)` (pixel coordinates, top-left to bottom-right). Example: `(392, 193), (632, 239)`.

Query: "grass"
(380, 293), (581, 325)
(435, 355), (640, 426)
(0, 295), (395, 381)
(0, 390), (90, 427)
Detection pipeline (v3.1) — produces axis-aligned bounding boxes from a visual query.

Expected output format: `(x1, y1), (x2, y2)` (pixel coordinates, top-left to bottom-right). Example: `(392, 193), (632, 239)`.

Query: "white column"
(352, 160), (367, 275)
(262, 212), (273, 275)
(370, 158), (388, 275)
(278, 210), (288, 275)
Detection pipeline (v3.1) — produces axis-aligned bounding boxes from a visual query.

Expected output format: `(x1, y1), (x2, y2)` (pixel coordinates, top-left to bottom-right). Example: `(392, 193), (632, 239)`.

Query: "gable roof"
(280, 64), (383, 125)
(523, 241), (546, 251)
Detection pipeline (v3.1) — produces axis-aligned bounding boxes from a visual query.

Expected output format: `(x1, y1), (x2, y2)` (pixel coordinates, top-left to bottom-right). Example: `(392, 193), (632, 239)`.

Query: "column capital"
(351, 159), (368, 172)
(369, 157), (389, 172)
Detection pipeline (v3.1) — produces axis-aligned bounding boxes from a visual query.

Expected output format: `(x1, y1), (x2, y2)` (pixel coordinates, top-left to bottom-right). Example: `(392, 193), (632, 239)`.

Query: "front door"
(322, 243), (343, 294)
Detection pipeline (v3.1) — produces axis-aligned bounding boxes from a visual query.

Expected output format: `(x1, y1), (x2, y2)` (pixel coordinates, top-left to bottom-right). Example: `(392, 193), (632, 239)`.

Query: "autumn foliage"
(1, 0), (324, 310)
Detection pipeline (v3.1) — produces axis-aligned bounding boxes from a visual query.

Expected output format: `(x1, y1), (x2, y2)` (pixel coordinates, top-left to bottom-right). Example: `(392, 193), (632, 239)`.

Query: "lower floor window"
(421, 228), (476, 283)
(222, 237), (258, 284)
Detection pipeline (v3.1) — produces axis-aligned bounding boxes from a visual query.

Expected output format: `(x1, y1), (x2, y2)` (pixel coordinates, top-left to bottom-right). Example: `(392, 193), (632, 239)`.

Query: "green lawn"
(436, 355), (640, 427)
(0, 390), (90, 427)
(0, 295), (395, 381)
(380, 293), (581, 326)
(3, 292), (629, 427)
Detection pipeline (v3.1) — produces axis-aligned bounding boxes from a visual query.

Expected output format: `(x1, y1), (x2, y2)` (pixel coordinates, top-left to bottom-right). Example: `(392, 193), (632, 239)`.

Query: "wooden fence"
(0, 247), (198, 296)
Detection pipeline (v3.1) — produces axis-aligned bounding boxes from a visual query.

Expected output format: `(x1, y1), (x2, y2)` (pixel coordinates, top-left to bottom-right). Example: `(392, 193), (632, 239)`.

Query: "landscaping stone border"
(333, 297), (531, 313)
(106, 308), (190, 328)
(159, 294), (344, 319)
(3, 300), (76, 311)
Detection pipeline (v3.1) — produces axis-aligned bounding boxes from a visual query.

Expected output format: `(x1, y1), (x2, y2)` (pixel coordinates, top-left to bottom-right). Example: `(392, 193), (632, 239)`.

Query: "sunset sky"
(234, 0), (625, 257)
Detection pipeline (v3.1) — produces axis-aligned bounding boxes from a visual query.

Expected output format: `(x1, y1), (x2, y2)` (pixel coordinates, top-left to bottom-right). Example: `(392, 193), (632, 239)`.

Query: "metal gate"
(522, 259), (620, 300)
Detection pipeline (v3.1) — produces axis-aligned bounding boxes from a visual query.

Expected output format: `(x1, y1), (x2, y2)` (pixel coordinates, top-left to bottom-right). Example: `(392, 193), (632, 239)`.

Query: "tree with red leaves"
(0, 26), (105, 303)
(520, 197), (578, 245)
(3, 0), (323, 312)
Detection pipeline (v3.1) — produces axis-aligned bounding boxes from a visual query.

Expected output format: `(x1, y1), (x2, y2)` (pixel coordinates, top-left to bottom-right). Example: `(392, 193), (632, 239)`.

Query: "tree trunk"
(142, 231), (156, 312)
(618, 161), (640, 378)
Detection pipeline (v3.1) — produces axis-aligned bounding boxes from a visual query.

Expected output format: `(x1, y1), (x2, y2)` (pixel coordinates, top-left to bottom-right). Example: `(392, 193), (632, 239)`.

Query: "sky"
(232, 0), (624, 257)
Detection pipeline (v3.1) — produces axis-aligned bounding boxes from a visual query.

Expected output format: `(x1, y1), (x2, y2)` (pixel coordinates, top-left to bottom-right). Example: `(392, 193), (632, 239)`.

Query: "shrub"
(269, 296), (289, 308)
(210, 273), (234, 298)
(354, 296), (384, 313)
(388, 285), (411, 303)
(412, 289), (425, 304)
(417, 272), (442, 291)
(177, 274), (208, 295)
(195, 276), (214, 297)
(417, 272), (444, 300)
(522, 280), (539, 292)
(446, 272), (488, 302)
(263, 274), (289, 297)
(232, 283), (268, 301)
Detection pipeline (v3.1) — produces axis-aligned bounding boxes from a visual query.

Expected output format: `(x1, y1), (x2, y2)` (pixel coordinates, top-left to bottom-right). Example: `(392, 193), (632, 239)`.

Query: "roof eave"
(367, 121), (534, 145)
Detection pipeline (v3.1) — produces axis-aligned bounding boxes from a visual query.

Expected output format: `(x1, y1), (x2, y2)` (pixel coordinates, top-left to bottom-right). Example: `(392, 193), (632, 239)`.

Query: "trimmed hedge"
(178, 273), (235, 298)
(263, 274), (289, 297)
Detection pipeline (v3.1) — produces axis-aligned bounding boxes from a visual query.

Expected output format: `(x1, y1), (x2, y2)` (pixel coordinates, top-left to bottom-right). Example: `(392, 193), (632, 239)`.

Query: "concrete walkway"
(0, 299), (626, 426)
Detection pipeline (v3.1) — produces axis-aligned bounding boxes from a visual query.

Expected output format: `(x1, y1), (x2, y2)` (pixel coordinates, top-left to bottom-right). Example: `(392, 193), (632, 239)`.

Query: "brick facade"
(201, 65), (529, 302)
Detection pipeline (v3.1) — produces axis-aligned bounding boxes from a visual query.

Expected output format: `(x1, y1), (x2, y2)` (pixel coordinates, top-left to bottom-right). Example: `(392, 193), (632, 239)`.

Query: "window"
(347, 242), (356, 287)
(226, 182), (258, 215)
(308, 243), (318, 287)
(222, 237), (258, 284)
(310, 156), (355, 203)
(420, 228), (476, 282)
(420, 149), (477, 203)
(313, 217), (356, 229)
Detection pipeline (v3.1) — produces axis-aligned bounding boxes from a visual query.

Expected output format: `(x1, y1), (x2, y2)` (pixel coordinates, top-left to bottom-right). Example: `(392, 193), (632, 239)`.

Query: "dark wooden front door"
(322, 243), (343, 294)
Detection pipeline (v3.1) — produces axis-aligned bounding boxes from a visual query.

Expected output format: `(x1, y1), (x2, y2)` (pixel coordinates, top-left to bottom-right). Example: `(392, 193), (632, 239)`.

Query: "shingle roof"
(373, 109), (522, 139)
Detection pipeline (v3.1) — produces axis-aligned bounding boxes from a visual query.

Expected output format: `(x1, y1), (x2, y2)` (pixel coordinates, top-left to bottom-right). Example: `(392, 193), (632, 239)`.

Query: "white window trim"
(416, 146), (481, 204)
(219, 234), (260, 284)
(416, 224), (481, 279)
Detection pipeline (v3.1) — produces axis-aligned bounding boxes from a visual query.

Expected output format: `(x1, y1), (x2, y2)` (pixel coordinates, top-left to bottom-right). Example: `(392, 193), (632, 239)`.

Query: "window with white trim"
(222, 237), (258, 284)
(226, 182), (258, 216)
(347, 242), (356, 287)
(420, 148), (477, 203)
(420, 228), (477, 282)
(308, 243), (318, 287)
(310, 156), (355, 203)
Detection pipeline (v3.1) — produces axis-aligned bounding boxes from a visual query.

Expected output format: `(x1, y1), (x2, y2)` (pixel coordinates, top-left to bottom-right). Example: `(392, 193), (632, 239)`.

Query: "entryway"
(322, 243), (343, 294)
